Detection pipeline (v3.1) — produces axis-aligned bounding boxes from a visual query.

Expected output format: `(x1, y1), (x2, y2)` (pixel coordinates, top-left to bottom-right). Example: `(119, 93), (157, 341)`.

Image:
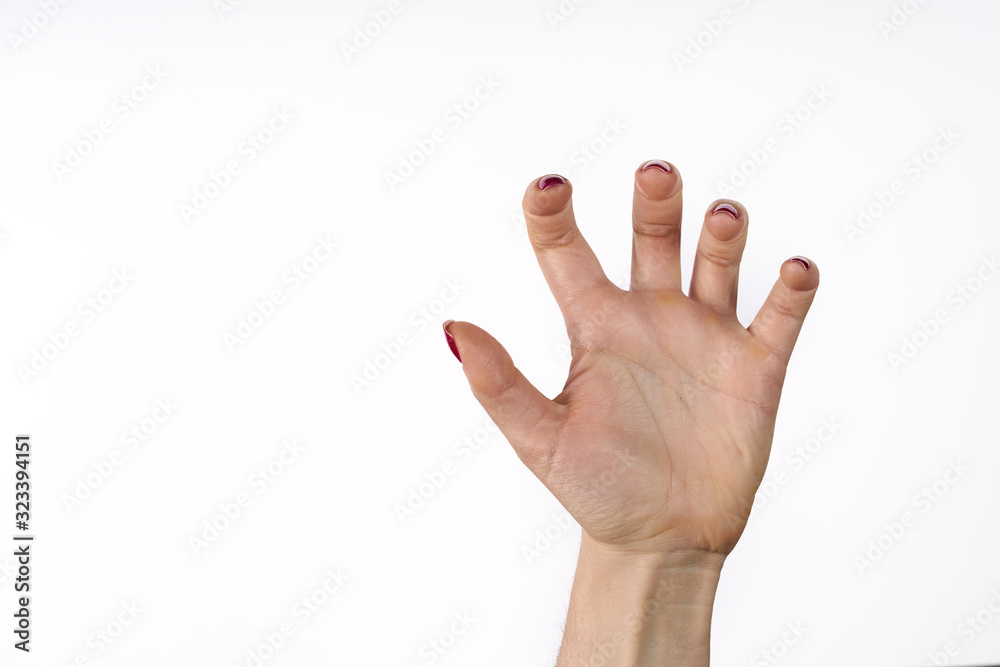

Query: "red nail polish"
(442, 320), (461, 362)
(538, 174), (567, 191)
(640, 159), (672, 173)
(713, 203), (739, 219)
(789, 256), (811, 270)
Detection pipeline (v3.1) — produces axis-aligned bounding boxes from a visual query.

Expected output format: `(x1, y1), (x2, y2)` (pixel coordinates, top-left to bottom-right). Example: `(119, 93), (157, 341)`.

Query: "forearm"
(555, 534), (725, 667)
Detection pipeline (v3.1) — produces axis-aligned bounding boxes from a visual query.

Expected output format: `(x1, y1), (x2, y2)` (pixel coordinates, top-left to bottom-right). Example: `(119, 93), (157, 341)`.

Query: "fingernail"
(442, 320), (461, 362)
(713, 203), (739, 219)
(789, 256), (811, 270)
(538, 174), (568, 191)
(640, 159), (672, 173)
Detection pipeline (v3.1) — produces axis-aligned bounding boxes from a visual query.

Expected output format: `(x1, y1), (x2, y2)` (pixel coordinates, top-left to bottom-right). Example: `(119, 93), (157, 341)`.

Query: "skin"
(445, 160), (819, 665)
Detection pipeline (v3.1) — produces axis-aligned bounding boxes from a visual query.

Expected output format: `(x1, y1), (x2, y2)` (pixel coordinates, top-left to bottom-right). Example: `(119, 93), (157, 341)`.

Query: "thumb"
(442, 320), (562, 472)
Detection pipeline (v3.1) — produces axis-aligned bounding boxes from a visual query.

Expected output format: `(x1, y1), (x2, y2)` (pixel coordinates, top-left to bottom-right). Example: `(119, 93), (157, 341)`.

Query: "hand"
(444, 160), (819, 557)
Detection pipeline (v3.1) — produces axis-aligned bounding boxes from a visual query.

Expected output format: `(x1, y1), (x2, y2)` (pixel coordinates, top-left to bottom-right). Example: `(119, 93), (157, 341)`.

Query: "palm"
(449, 162), (818, 557)
(551, 290), (786, 554)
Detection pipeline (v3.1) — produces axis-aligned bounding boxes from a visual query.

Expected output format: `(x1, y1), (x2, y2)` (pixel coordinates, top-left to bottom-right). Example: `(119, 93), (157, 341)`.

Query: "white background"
(1, 0), (999, 665)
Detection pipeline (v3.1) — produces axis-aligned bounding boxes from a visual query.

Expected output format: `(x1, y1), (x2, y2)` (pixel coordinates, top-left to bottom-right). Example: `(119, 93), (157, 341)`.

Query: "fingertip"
(441, 320), (562, 474)
(441, 321), (510, 396)
(705, 200), (747, 242)
(524, 174), (572, 216)
(635, 159), (681, 200)
(781, 256), (820, 291)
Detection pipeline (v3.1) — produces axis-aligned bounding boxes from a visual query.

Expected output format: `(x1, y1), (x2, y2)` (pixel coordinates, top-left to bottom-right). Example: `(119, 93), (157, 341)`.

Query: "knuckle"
(529, 224), (580, 250)
(768, 297), (803, 320)
(696, 245), (741, 268)
(632, 219), (681, 239)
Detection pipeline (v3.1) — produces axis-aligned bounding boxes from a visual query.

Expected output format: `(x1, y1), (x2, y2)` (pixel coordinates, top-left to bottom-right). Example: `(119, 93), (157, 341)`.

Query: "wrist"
(556, 533), (726, 667)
